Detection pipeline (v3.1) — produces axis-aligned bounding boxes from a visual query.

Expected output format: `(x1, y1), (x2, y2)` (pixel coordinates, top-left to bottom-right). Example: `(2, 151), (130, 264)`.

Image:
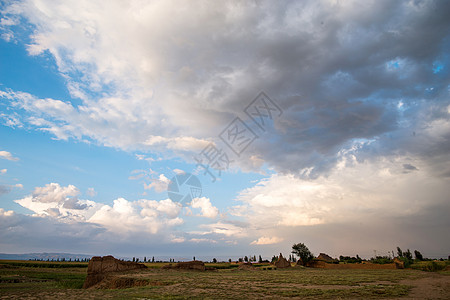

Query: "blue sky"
(1, 0), (450, 260)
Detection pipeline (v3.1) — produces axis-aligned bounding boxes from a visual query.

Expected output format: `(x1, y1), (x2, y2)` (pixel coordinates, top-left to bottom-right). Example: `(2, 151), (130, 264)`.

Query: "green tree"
(292, 243), (314, 266)
(244, 256), (248, 262)
(397, 247), (403, 257)
(212, 258), (217, 263)
(258, 255), (262, 263)
(414, 250), (423, 261)
(404, 249), (412, 260)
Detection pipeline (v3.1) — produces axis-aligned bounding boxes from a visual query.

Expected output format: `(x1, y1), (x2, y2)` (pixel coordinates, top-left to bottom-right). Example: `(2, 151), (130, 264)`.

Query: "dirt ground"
(394, 273), (450, 300)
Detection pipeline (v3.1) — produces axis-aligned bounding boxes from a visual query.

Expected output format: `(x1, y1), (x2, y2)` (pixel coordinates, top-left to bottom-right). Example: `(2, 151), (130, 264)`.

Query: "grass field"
(1, 260), (449, 299)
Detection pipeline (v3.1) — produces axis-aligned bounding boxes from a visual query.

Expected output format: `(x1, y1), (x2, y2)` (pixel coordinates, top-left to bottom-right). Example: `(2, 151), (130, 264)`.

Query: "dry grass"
(1, 260), (449, 299)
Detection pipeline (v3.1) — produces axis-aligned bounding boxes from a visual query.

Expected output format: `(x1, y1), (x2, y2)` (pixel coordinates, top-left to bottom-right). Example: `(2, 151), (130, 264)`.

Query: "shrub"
(370, 256), (393, 264)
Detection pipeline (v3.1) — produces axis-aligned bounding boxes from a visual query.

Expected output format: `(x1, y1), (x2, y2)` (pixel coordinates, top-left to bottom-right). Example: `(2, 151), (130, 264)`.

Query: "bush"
(411, 261), (447, 272)
(370, 256), (393, 265)
(398, 256), (413, 268)
(339, 255), (362, 264)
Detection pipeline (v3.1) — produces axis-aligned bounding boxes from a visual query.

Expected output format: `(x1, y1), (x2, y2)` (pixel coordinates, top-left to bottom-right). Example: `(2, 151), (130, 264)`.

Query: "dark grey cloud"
(62, 197), (88, 210)
(225, 0), (450, 177)
(0, 185), (11, 195)
(403, 163), (418, 172)
(1, 1), (449, 179)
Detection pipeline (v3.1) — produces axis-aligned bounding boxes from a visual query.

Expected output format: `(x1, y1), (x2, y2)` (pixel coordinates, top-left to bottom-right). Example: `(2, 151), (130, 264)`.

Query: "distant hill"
(0, 253), (94, 261)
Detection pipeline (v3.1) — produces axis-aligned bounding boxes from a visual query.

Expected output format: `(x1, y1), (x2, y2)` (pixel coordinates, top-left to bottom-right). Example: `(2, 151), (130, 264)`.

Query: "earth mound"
(83, 255), (147, 289)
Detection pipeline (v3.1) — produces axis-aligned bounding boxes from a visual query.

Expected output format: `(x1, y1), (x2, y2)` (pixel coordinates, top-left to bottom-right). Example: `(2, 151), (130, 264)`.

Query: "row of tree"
(28, 258), (90, 262)
(123, 244), (440, 265)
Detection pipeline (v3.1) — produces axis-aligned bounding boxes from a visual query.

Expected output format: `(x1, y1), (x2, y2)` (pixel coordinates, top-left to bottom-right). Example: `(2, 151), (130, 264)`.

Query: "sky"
(0, 0), (449, 260)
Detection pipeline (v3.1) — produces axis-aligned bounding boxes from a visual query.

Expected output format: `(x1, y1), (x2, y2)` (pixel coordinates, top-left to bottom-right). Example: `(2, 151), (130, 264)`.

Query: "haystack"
(274, 253), (291, 268)
(317, 253), (335, 262)
(295, 257), (304, 266)
(238, 262), (256, 270)
(393, 257), (404, 269)
(162, 260), (215, 271)
(83, 256), (147, 289)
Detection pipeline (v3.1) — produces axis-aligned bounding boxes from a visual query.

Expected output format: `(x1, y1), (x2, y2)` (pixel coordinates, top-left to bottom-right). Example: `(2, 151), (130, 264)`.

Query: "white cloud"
(0, 169), (6, 174)
(173, 169), (186, 175)
(251, 236), (283, 245)
(190, 197), (219, 219)
(230, 154), (450, 256)
(144, 174), (171, 193)
(31, 183), (79, 203)
(86, 187), (96, 197)
(0, 208), (14, 217)
(197, 221), (247, 238)
(170, 235), (186, 243)
(89, 198), (183, 235)
(0, 151), (19, 161)
(14, 183), (183, 235)
(15, 183), (100, 221)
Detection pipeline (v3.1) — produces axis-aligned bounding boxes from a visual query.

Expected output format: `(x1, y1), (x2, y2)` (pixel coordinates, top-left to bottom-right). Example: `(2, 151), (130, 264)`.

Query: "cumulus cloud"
(190, 197), (219, 219)
(0, 150), (19, 161)
(15, 183), (100, 220)
(89, 198), (183, 234)
(144, 174), (171, 193)
(197, 221), (247, 238)
(31, 183), (79, 203)
(233, 155), (450, 256)
(251, 236), (284, 245)
(14, 183), (184, 235)
(0, 0), (448, 177)
(0, 169), (6, 174)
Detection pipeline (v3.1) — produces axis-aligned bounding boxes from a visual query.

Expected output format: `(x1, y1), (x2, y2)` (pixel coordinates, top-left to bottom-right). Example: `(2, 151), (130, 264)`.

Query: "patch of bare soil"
(390, 273), (450, 300)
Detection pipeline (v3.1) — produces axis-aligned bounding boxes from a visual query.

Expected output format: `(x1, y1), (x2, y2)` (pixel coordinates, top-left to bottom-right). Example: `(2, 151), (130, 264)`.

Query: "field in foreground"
(1, 260), (449, 299)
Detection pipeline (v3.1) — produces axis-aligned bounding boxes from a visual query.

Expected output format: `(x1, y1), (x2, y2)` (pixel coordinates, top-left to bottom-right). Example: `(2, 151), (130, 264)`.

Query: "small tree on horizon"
(397, 247), (403, 257)
(414, 250), (423, 261)
(292, 243), (314, 266)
